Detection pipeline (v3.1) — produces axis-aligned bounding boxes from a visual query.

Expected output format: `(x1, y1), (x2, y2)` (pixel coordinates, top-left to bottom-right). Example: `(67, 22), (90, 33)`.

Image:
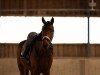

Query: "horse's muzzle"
(42, 36), (51, 49)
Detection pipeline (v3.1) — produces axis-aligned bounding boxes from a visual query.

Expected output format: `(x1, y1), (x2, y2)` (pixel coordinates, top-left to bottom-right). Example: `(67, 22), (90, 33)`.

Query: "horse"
(17, 17), (54, 75)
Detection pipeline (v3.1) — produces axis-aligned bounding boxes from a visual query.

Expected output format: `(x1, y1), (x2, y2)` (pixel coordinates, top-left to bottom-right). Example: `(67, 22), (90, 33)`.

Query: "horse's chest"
(37, 57), (52, 69)
(38, 56), (52, 64)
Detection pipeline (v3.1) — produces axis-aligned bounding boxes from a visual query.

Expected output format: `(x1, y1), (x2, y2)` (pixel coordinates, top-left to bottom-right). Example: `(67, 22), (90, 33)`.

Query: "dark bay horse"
(17, 17), (54, 75)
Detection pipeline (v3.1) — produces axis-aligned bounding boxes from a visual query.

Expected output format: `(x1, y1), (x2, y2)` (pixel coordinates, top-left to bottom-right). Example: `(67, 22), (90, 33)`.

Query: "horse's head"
(41, 17), (54, 48)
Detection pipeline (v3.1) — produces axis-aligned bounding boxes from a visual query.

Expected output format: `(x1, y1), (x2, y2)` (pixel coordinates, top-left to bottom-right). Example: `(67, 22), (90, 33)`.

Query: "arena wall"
(0, 43), (100, 58)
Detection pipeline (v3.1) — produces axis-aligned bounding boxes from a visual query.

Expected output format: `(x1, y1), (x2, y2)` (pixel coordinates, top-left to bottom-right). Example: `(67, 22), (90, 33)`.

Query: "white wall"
(0, 16), (100, 44)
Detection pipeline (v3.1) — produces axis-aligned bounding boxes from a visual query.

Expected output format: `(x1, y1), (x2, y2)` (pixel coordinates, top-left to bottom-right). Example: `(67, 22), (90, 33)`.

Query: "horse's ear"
(42, 17), (46, 24)
(51, 17), (54, 24)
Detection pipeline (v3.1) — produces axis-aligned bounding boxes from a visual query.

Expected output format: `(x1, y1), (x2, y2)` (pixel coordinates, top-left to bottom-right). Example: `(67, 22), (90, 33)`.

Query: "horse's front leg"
(43, 70), (50, 75)
(31, 70), (39, 75)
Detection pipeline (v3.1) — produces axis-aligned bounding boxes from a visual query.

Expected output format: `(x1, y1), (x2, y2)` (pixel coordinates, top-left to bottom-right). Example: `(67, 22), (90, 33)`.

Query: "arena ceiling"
(0, 0), (100, 16)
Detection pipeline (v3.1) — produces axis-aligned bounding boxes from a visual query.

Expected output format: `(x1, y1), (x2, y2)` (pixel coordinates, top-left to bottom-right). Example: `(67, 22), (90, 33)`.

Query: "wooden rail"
(0, 43), (100, 58)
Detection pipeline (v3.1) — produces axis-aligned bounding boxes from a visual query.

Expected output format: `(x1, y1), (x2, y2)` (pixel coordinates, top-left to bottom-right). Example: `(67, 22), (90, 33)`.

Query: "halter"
(42, 36), (51, 41)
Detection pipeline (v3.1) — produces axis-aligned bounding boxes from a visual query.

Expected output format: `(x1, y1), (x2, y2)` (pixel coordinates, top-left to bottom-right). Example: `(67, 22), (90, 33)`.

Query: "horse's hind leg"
(18, 66), (25, 75)
(18, 63), (29, 75)
(19, 68), (29, 75)
(25, 69), (29, 75)
(18, 64), (24, 75)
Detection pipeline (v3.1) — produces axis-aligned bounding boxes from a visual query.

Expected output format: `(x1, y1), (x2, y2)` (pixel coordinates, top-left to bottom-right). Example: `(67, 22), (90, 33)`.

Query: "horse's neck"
(37, 32), (42, 41)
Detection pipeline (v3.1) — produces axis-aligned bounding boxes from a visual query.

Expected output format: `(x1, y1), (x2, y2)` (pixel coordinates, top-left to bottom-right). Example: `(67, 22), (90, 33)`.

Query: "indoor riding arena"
(0, 0), (100, 75)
